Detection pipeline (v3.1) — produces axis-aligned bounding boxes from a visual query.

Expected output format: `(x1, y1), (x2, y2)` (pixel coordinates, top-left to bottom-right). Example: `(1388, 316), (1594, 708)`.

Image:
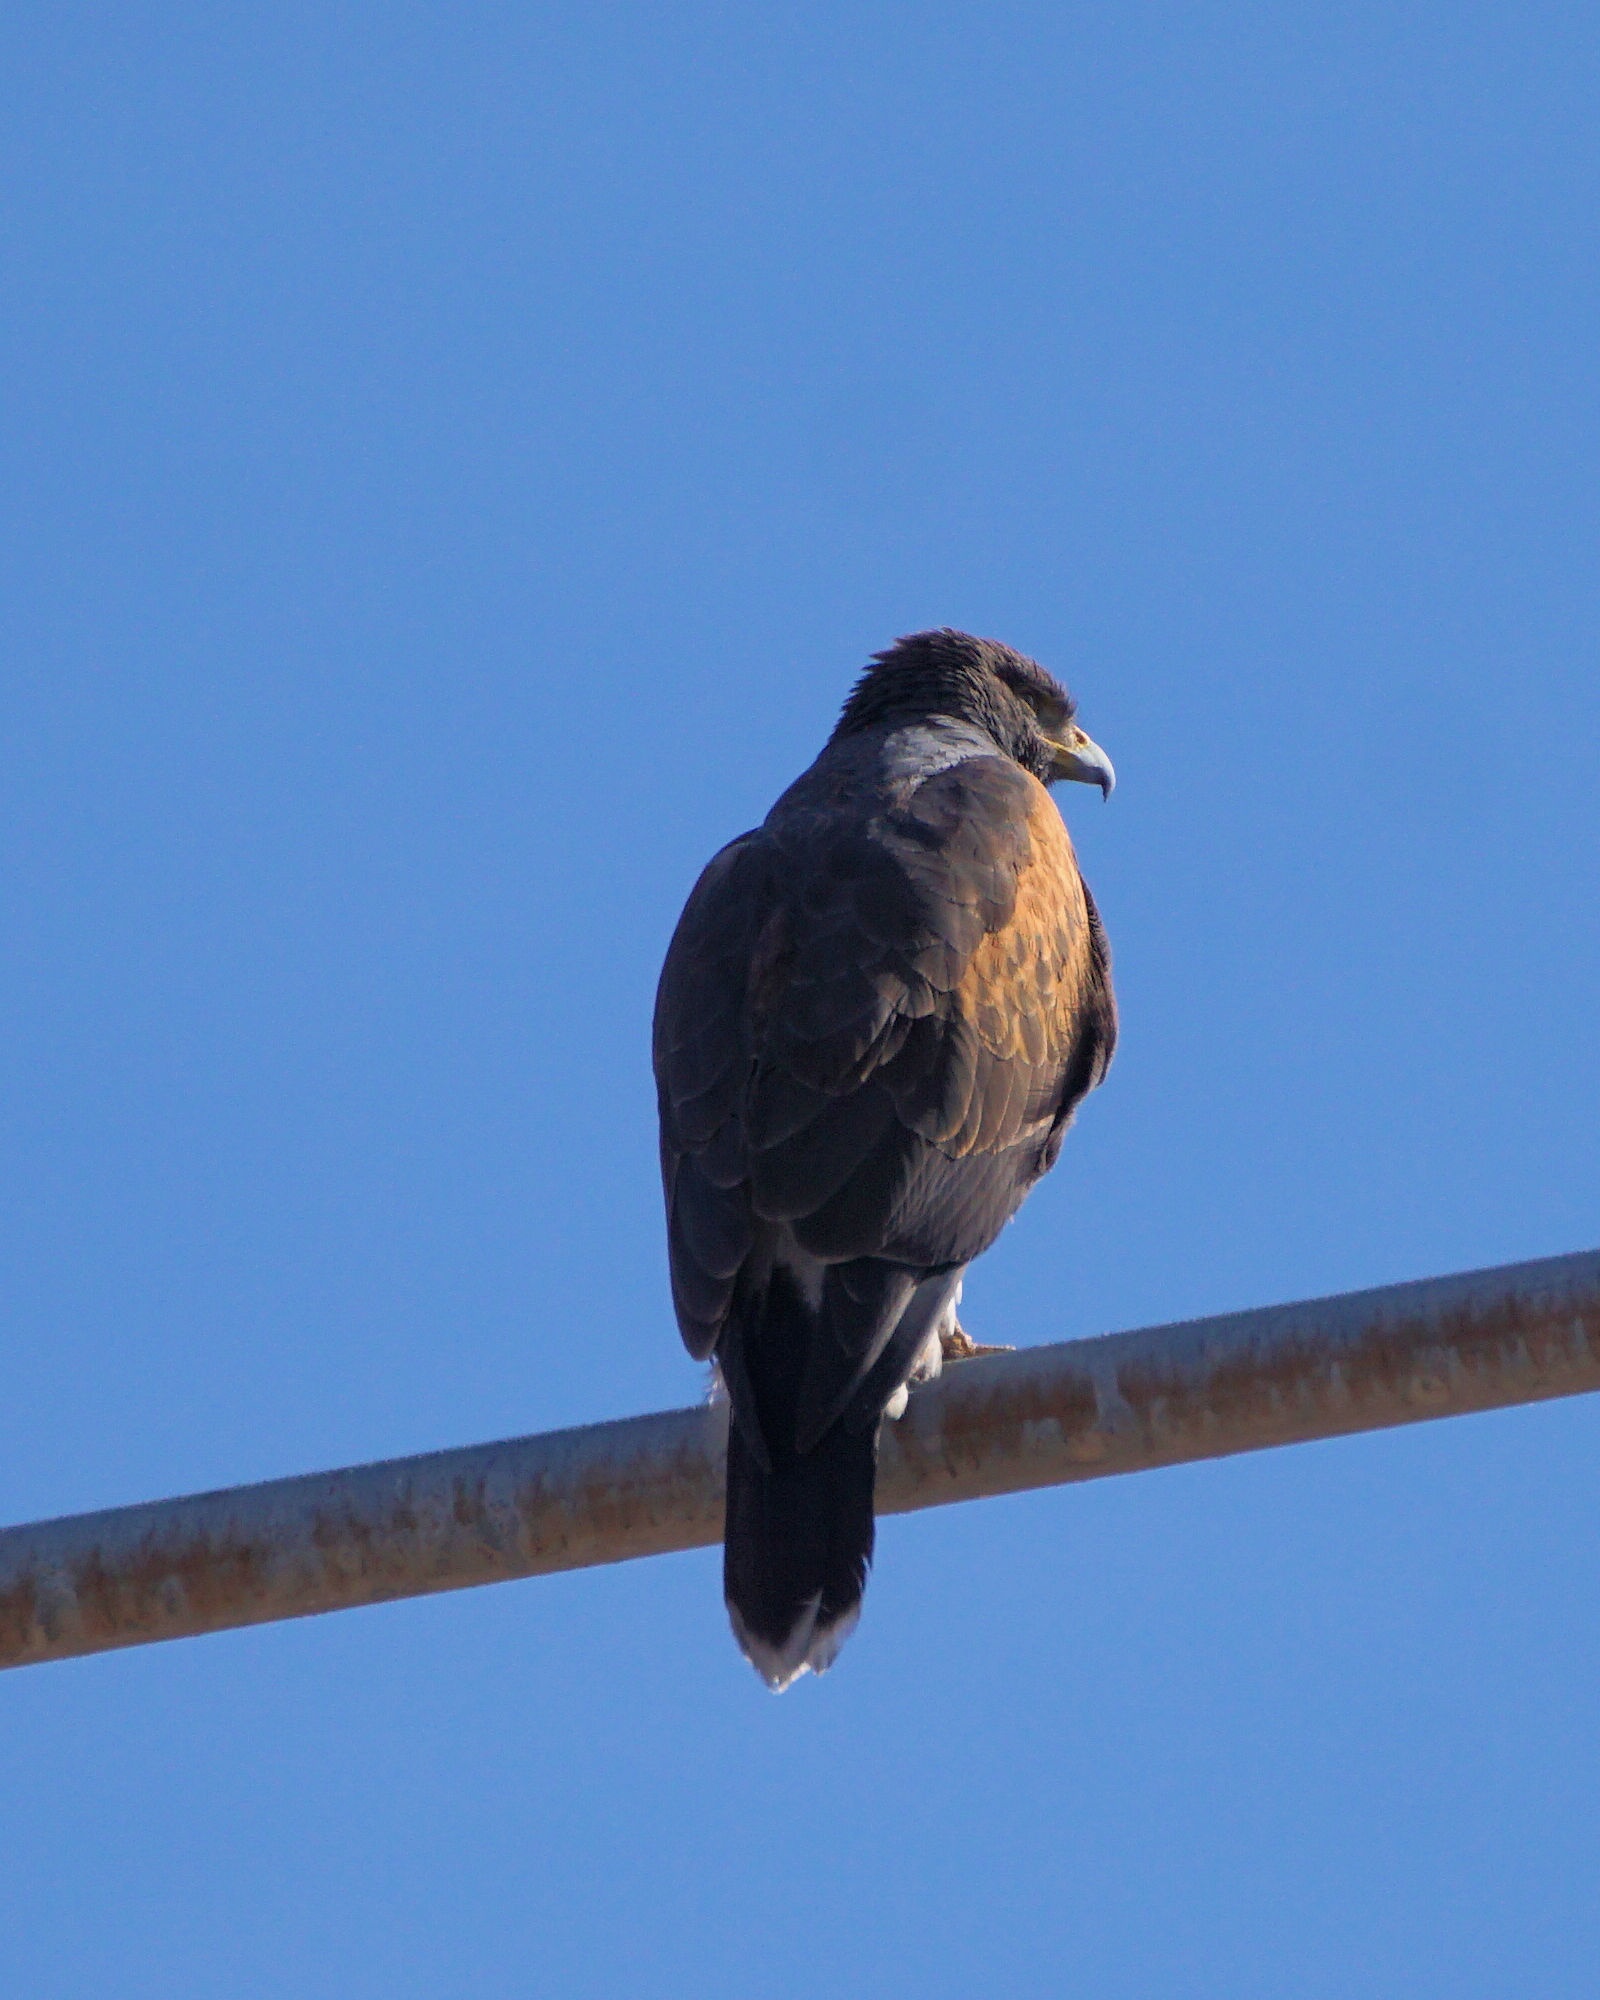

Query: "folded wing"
(654, 753), (1116, 1413)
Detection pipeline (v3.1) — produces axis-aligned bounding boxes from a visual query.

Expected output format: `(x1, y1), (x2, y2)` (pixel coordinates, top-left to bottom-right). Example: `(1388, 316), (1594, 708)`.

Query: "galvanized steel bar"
(3, 1247), (1597, 1671)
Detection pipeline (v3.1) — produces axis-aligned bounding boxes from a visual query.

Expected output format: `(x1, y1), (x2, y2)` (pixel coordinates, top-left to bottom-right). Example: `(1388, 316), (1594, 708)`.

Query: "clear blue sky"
(3, 6), (1598, 1994)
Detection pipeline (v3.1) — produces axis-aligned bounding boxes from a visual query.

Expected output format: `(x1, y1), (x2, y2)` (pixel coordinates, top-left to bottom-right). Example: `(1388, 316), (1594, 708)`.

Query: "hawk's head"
(833, 628), (1115, 797)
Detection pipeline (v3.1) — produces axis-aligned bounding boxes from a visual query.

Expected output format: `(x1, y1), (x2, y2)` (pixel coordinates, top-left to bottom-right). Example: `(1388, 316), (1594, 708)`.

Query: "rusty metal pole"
(2, 1247), (1597, 1672)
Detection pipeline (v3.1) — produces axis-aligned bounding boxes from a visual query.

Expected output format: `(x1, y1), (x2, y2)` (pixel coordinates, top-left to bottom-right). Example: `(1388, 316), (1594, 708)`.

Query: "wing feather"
(652, 746), (1116, 1362)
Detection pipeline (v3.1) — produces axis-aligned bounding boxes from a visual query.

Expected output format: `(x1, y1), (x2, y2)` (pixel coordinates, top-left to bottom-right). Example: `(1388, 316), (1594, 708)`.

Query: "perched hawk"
(653, 630), (1116, 1688)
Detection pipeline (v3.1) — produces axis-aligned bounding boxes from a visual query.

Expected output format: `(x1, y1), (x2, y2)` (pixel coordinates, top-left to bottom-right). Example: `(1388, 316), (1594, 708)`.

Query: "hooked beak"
(1048, 726), (1115, 799)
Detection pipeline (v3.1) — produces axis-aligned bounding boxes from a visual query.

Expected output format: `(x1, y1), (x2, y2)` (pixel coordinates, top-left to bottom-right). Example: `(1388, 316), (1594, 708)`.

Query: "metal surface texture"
(3, 1247), (1597, 1671)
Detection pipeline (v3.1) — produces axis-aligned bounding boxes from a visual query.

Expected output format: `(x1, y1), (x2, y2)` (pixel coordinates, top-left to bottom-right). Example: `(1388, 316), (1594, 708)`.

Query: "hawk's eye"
(1001, 672), (1070, 735)
(1024, 690), (1066, 732)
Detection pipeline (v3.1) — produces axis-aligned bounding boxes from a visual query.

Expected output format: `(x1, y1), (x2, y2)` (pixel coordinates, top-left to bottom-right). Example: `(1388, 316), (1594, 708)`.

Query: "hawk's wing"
(653, 829), (771, 1360)
(654, 751), (1115, 1366)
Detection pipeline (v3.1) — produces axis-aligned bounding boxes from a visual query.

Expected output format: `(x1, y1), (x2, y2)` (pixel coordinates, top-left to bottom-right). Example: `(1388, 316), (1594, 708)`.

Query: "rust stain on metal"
(2, 1249), (1597, 1671)
(0, 1529), (274, 1660)
(876, 1253), (1600, 1512)
(1111, 1288), (1599, 1458)
(0, 1575), (46, 1658)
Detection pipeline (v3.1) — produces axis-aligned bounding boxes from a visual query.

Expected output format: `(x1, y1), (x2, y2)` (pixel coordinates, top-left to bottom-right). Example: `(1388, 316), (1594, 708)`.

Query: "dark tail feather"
(723, 1411), (878, 1691)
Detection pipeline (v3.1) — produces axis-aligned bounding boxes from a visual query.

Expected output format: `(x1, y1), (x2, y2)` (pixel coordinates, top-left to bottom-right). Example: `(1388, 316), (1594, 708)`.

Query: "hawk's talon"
(940, 1324), (1014, 1362)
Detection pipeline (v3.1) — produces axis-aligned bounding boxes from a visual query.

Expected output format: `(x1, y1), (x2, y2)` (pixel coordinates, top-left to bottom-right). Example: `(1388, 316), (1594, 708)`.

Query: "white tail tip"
(727, 1593), (862, 1692)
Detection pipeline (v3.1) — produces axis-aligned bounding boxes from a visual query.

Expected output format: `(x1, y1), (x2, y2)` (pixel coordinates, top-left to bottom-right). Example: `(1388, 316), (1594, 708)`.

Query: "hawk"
(653, 630), (1116, 1688)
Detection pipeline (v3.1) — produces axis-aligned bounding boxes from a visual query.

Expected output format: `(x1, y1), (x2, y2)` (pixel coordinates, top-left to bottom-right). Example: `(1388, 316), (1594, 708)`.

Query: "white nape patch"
(880, 718), (997, 793)
(728, 1594), (863, 1693)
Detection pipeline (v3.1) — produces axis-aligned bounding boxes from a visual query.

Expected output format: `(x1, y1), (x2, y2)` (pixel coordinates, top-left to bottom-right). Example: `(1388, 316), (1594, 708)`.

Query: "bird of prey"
(653, 630), (1116, 1688)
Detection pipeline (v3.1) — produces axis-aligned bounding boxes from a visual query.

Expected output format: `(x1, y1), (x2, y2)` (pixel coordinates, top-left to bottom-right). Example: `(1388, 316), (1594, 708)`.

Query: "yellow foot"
(940, 1324), (1014, 1362)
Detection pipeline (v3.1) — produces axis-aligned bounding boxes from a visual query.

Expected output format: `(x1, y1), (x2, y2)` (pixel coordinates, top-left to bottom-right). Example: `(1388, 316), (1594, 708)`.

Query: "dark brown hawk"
(653, 630), (1116, 1688)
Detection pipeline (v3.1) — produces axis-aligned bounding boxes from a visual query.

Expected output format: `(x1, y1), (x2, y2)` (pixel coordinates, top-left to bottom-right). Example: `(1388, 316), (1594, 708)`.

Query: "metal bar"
(3, 1248), (1598, 1672)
